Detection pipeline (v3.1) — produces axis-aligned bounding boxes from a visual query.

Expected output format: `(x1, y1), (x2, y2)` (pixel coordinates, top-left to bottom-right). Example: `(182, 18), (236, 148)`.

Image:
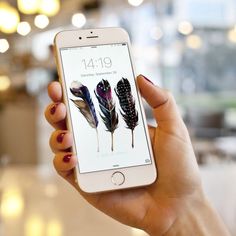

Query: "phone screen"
(60, 43), (152, 173)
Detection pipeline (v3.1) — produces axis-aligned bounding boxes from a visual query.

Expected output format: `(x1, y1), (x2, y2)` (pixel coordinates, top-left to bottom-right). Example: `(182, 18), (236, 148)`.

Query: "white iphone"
(54, 27), (157, 193)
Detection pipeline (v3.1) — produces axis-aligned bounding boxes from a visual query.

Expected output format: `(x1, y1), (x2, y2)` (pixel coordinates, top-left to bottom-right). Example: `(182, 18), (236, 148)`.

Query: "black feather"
(95, 79), (118, 151)
(115, 78), (138, 148)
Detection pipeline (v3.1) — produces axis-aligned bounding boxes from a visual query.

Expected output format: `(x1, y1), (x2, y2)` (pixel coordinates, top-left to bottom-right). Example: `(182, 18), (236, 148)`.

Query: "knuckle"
(44, 103), (55, 118)
(53, 152), (62, 165)
(50, 130), (57, 140)
(165, 91), (176, 104)
(49, 130), (59, 149)
(44, 105), (51, 119)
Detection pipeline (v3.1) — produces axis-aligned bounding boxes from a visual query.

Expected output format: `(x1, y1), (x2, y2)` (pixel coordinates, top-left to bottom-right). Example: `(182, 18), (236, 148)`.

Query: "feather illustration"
(95, 79), (118, 151)
(70, 81), (99, 152)
(115, 78), (138, 148)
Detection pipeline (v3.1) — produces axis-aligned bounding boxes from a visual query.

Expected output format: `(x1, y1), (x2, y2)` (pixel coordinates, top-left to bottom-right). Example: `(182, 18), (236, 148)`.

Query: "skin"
(45, 75), (230, 235)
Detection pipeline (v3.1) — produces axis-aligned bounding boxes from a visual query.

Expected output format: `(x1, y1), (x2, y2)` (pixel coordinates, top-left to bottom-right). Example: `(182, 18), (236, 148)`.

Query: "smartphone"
(54, 27), (157, 193)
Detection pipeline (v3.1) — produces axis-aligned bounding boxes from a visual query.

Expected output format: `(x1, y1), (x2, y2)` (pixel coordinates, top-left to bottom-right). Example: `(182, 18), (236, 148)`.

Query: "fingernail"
(63, 154), (72, 163)
(50, 103), (59, 115)
(57, 132), (66, 143)
(140, 74), (154, 84)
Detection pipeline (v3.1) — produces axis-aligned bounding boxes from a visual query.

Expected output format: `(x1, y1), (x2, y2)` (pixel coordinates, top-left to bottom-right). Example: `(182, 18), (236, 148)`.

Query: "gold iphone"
(54, 27), (157, 193)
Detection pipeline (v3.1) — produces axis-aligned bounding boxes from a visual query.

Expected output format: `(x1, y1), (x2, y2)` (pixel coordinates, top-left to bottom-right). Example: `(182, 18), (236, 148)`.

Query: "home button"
(111, 172), (125, 186)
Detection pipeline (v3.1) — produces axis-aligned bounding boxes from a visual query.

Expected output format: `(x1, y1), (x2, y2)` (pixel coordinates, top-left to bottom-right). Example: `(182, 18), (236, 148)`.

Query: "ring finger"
(50, 130), (73, 153)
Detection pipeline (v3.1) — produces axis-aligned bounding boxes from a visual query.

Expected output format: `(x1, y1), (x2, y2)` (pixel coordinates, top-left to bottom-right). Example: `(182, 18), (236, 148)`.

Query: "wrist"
(144, 192), (230, 236)
(164, 194), (210, 236)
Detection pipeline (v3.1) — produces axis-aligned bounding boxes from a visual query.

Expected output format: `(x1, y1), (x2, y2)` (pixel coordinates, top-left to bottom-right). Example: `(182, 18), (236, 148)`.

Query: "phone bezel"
(54, 28), (157, 193)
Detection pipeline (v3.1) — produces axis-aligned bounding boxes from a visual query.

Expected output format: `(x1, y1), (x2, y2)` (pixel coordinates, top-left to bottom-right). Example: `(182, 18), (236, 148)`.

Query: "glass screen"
(60, 43), (152, 173)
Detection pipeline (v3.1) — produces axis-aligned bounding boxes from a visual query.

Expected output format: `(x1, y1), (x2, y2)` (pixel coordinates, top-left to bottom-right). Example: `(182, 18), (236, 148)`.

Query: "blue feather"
(70, 81), (99, 151)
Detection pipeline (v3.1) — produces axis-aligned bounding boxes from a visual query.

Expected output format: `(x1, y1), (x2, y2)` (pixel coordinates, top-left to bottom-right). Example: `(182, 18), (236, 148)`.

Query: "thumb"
(137, 75), (188, 138)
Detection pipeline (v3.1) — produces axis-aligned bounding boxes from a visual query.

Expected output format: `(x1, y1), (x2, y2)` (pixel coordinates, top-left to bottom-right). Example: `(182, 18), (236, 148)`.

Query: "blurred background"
(0, 0), (236, 235)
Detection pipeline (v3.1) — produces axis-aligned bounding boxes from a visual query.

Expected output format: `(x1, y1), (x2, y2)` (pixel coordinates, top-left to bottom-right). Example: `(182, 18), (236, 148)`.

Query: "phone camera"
(79, 37), (82, 40)
(90, 31), (93, 34)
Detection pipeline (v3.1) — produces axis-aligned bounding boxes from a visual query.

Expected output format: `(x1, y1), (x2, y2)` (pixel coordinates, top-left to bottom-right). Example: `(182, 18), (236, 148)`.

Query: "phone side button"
(111, 172), (125, 186)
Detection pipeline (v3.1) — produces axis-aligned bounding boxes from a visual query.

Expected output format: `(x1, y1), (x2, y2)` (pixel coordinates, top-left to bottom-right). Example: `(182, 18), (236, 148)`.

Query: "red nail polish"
(50, 103), (59, 115)
(63, 154), (72, 163)
(57, 132), (66, 143)
(141, 75), (154, 84)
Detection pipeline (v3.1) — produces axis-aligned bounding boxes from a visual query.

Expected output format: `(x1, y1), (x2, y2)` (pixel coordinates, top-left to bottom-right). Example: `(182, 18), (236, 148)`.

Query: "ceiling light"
(0, 39), (9, 53)
(34, 14), (49, 29)
(128, 0), (144, 7)
(17, 22), (31, 36)
(17, 0), (40, 14)
(0, 2), (20, 34)
(72, 13), (86, 28)
(178, 21), (193, 36)
(39, 0), (60, 17)
(186, 34), (202, 49)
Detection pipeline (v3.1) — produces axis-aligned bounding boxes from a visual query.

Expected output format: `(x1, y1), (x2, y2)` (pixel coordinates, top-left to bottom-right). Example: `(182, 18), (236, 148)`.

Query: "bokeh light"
(39, 0), (60, 17)
(128, 0), (144, 7)
(0, 187), (24, 218)
(186, 34), (203, 49)
(0, 39), (10, 53)
(25, 215), (44, 236)
(46, 219), (63, 236)
(178, 21), (193, 35)
(17, 0), (40, 14)
(72, 13), (86, 28)
(0, 2), (20, 34)
(34, 14), (50, 29)
(17, 21), (31, 36)
(228, 27), (236, 43)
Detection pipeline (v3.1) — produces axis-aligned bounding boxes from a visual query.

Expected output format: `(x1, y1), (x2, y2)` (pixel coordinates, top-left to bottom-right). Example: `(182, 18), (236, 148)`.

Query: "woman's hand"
(45, 75), (229, 235)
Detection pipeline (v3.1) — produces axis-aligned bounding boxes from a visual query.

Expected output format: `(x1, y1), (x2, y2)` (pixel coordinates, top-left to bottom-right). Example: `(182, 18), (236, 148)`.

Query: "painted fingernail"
(63, 154), (72, 163)
(57, 132), (66, 143)
(50, 103), (59, 115)
(140, 74), (154, 84)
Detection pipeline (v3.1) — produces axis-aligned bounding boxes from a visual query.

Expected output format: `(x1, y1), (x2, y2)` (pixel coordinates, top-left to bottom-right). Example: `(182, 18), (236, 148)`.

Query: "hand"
(45, 75), (229, 235)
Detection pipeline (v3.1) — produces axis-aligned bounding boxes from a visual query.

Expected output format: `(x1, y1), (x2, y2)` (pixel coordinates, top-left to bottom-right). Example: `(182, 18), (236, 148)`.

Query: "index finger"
(48, 81), (63, 102)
